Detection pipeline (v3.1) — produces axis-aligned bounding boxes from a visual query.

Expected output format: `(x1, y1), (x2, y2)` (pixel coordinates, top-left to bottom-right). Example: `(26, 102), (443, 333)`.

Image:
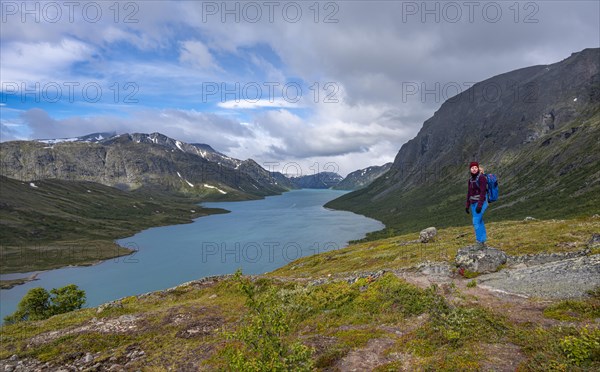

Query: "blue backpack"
(479, 173), (499, 203)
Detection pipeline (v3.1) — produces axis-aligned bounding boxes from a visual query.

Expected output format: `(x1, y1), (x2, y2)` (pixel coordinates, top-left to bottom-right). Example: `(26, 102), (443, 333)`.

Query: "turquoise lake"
(0, 189), (384, 321)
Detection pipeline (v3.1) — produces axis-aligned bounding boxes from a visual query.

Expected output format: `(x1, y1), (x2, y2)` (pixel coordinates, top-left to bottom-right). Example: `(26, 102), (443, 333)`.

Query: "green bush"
(560, 327), (600, 366)
(49, 285), (87, 314)
(354, 273), (442, 317)
(221, 270), (314, 371)
(428, 306), (507, 347)
(4, 284), (86, 324)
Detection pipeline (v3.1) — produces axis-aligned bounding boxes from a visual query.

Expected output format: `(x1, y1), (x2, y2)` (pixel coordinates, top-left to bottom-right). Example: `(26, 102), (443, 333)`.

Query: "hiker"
(465, 161), (488, 248)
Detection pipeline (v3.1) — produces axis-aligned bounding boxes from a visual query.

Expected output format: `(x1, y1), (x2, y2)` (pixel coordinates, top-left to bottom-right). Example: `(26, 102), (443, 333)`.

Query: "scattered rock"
(419, 227), (437, 243)
(507, 249), (590, 267)
(0, 345), (145, 372)
(523, 216), (536, 221)
(592, 214), (599, 219)
(588, 233), (600, 248)
(0, 356), (50, 371)
(456, 246), (508, 274)
(416, 261), (452, 278)
(346, 270), (386, 284)
(30, 313), (142, 347)
(175, 316), (223, 339)
(84, 352), (94, 363)
(209, 294), (217, 299)
(97, 300), (123, 313)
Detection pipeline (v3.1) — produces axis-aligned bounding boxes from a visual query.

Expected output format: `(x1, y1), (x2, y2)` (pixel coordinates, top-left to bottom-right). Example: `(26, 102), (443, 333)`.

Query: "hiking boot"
(474, 241), (486, 250)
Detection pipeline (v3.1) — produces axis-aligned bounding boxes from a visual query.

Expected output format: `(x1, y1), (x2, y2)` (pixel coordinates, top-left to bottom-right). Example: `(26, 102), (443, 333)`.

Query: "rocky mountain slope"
(333, 163), (393, 190)
(0, 132), (294, 200)
(326, 48), (600, 238)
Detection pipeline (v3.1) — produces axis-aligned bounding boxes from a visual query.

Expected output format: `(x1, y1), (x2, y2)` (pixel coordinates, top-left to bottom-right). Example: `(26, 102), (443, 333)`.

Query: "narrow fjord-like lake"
(0, 189), (383, 320)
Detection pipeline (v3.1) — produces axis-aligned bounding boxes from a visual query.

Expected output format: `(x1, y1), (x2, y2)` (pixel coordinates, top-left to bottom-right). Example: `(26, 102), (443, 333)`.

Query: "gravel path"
(478, 254), (600, 299)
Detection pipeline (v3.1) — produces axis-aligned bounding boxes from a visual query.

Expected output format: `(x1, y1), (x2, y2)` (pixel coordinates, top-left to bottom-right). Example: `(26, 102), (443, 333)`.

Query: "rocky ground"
(479, 254), (600, 299)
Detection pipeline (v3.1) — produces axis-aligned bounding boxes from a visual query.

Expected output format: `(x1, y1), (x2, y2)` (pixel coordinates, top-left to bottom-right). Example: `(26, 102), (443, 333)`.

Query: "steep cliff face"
(326, 48), (600, 237)
(0, 133), (293, 199)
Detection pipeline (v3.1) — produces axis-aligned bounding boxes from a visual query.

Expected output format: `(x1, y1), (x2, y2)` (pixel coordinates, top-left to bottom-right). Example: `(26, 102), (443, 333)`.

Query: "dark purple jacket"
(466, 173), (487, 209)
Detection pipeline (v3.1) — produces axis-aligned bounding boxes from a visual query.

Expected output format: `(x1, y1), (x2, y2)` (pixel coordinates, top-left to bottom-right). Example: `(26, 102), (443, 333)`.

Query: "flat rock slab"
(478, 254), (600, 299)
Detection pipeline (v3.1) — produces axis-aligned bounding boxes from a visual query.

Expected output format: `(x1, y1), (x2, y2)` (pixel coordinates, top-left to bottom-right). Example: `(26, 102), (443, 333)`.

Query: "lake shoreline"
(0, 206), (232, 289)
(0, 274), (40, 290)
(0, 189), (384, 322)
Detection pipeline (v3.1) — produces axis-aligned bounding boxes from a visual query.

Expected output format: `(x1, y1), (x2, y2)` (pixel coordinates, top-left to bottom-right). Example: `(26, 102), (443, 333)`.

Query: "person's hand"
(476, 206), (482, 214)
(465, 207), (470, 214)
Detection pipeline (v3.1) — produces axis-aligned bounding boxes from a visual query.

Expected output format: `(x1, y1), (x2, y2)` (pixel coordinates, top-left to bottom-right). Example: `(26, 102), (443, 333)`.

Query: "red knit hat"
(469, 161), (479, 168)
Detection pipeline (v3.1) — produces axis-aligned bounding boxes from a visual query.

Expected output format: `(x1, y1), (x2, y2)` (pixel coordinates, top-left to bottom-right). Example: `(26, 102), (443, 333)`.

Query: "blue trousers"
(470, 200), (488, 243)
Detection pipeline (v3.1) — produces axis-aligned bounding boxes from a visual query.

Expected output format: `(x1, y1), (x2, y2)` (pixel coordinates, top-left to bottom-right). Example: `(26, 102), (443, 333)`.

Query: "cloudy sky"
(1, 1), (598, 176)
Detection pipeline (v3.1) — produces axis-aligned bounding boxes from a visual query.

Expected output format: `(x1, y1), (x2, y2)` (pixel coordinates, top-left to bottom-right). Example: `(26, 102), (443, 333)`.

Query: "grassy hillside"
(327, 108), (600, 241)
(0, 176), (227, 274)
(1, 216), (599, 370)
(269, 216), (600, 278)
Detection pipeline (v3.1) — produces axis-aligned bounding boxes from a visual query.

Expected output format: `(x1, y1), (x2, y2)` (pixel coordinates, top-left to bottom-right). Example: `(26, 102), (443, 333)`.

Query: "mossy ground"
(1, 216), (599, 370)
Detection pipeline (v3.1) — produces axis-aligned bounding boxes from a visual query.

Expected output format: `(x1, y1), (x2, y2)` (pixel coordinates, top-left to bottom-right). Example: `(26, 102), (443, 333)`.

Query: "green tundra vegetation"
(1, 216), (598, 370)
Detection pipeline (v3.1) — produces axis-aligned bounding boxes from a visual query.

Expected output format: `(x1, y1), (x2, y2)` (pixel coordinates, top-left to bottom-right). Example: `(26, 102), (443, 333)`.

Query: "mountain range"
(326, 47), (600, 239)
(0, 132), (388, 201)
(1, 132), (292, 200)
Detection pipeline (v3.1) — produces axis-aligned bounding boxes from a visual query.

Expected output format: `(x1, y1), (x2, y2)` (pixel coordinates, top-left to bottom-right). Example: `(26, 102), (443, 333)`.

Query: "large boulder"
(455, 246), (508, 274)
(419, 227), (437, 243)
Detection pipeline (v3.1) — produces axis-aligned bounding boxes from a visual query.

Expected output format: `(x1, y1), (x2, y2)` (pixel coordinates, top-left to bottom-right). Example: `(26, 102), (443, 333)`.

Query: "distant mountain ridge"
(288, 172), (344, 189)
(333, 163), (392, 190)
(326, 47), (600, 239)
